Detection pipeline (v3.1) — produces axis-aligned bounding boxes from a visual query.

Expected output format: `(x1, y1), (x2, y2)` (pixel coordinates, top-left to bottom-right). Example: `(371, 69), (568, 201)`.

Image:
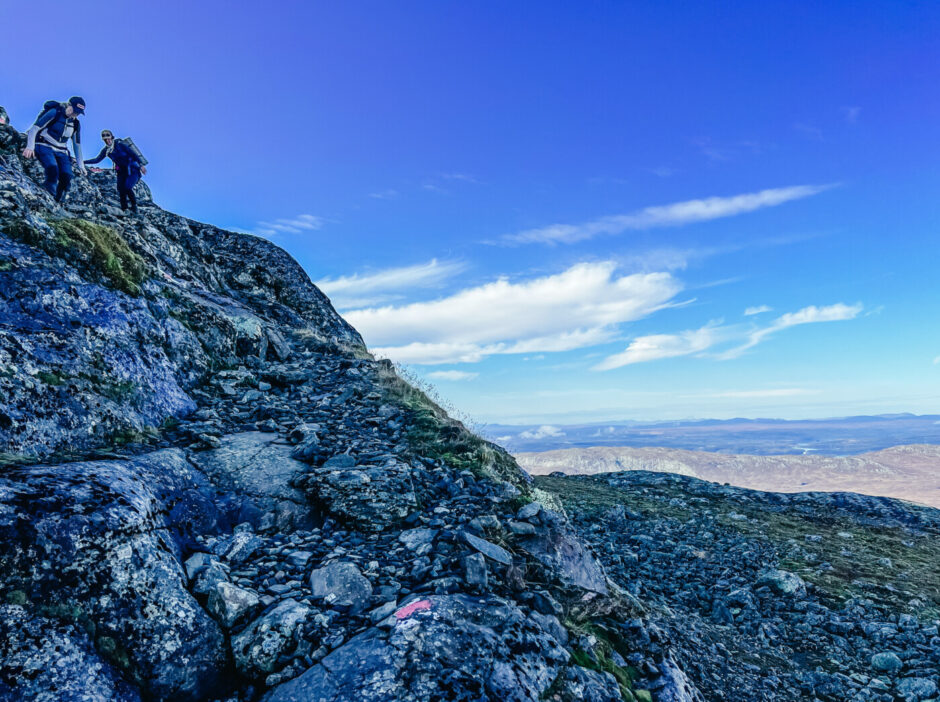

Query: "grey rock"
(309, 562), (373, 613)
(233, 598), (311, 677)
(463, 531), (513, 565)
(755, 569), (807, 598)
(265, 595), (569, 702)
(871, 651), (903, 674)
(207, 581), (262, 629)
(463, 552), (489, 587)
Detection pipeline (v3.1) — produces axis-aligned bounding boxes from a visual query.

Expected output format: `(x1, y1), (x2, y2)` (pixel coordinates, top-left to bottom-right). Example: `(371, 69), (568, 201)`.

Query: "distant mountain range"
(515, 443), (940, 508)
(482, 413), (940, 455)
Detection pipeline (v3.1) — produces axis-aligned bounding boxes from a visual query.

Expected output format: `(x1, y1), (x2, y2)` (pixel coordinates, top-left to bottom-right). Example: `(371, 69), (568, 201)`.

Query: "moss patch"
(3, 218), (146, 295)
(564, 617), (639, 701)
(49, 219), (147, 295)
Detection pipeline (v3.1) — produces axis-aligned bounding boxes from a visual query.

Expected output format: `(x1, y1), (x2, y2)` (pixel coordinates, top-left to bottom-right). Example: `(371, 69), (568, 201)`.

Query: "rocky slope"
(0, 124), (665, 702)
(538, 472), (940, 702)
(1, 122), (938, 702)
(516, 445), (940, 508)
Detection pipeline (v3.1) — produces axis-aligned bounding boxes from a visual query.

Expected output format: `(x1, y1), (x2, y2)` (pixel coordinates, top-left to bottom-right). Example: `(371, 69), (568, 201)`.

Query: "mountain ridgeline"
(1, 123), (939, 702)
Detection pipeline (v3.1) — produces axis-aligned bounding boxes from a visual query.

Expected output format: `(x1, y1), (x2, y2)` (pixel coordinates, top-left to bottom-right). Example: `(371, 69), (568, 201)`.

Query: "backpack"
(35, 100), (80, 142)
(117, 137), (147, 166)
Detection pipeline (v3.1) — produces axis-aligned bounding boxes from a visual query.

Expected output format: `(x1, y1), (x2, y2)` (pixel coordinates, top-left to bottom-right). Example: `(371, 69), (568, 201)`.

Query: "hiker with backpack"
(85, 130), (148, 214)
(22, 97), (86, 202)
(0, 106), (8, 125)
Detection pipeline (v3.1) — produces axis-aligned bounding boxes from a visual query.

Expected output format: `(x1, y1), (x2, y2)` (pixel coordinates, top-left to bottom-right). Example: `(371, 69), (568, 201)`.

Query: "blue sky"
(3, 1), (939, 424)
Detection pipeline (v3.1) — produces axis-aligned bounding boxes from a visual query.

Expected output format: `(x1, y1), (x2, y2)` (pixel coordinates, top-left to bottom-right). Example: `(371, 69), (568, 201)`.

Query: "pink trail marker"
(395, 599), (432, 619)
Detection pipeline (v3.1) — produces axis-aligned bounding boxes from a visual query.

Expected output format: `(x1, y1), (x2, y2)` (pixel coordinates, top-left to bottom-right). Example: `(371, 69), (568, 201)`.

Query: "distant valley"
(515, 443), (940, 508)
(484, 413), (940, 455)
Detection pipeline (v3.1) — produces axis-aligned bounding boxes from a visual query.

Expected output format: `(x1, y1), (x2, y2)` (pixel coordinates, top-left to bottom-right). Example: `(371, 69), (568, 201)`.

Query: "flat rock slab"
(190, 432), (306, 503)
(463, 532), (513, 565)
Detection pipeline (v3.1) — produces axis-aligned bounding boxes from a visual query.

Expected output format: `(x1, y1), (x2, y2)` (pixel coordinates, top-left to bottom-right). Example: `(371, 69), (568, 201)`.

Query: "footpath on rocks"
(2, 122), (939, 702)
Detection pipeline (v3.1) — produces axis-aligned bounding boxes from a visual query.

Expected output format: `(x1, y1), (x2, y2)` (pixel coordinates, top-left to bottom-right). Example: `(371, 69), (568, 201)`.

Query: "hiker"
(0, 106), (8, 125)
(22, 97), (87, 202)
(85, 130), (148, 213)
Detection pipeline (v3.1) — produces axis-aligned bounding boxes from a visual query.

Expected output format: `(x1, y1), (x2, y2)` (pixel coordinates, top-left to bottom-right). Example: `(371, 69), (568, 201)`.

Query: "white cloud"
(593, 326), (720, 370)
(933, 356), (940, 365)
(350, 261), (682, 365)
(596, 302), (863, 370)
(744, 305), (772, 316)
(503, 184), (834, 245)
(316, 259), (467, 310)
(519, 425), (565, 439)
(253, 214), (323, 238)
(720, 302), (863, 359)
(426, 370), (479, 381)
(369, 189), (399, 200)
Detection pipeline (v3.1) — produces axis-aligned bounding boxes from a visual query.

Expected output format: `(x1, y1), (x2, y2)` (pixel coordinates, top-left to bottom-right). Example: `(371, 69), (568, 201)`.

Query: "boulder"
(309, 562), (373, 613)
(264, 595), (571, 702)
(207, 581), (262, 629)
(232, 598), (311, 677)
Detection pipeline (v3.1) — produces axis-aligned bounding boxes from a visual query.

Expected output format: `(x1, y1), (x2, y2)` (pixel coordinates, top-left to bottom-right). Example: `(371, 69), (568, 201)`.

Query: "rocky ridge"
(516, 444), (940, 508)
(0, 123), (670, 701)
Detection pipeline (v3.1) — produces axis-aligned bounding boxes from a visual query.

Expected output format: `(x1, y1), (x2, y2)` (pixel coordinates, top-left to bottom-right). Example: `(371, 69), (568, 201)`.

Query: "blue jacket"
(26, 104), (82, 164)
(85, 139), (147, 170)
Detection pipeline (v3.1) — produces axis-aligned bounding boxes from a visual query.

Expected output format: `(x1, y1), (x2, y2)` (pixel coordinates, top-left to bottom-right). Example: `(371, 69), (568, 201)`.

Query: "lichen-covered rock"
(207, 581), (262, 629)
(264, 595), (573, 702)
(298, 456), (418, 530)
(232, 598), (312, 677)
(0, 604), (142, 702)
(309, 561), (373, 613)
(754, 569), (807, 598)
(0, 450), (228, 701)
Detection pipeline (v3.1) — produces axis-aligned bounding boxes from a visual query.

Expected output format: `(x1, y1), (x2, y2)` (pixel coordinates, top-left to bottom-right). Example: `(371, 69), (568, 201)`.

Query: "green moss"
(4, 217), (147, 295)
(564, 618), (639, 701)
(0, 452), (39, 467)
(49, 219), (147, 295)
(0, 260), (14, 271)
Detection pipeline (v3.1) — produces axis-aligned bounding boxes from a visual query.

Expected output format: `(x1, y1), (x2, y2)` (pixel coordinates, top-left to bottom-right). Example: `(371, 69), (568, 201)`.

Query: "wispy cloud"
(684, 388), (819, 399)
(718, 303), (863, 359)
(253, 214), (323, 238)
(369, 189), (399, 200)
(426, 370), (479, 381)
(502, 184), (834, 246)
(595, 302), (863, 370)
(316, 259), (467, 310)
(744, 305), (772, 316)
(348, 261), (683, 364)
(842, 106), (861, 124)
(794, 123), (824, 140)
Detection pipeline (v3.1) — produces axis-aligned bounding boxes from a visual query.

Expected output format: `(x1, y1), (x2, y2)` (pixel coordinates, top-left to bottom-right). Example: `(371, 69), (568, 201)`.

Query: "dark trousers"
(116, 165), (141, 211)
(35, 144), (72, 201)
